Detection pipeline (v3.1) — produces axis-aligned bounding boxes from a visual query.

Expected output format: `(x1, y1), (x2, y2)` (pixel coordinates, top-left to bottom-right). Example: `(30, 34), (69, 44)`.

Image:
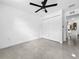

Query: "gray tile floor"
(0, 38), (79, 59)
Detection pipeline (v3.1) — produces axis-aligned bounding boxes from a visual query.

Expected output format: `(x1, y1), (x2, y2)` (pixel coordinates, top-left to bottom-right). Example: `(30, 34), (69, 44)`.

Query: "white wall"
(41, 10), (63, 43)
(0, 4), (41, 49)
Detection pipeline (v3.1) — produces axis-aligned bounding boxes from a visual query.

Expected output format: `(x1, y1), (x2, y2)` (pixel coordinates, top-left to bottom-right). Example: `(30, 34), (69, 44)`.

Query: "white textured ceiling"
(62, 0), (79, 12)
(0, 0), (79, 17)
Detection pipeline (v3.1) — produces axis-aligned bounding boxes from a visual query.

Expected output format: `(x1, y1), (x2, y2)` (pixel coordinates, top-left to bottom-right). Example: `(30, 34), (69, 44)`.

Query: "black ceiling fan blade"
(30, 2), (42, 7)
(45, 3), (57, 8)
(35, 8), (43, 13)
(45, 8), (48, 13)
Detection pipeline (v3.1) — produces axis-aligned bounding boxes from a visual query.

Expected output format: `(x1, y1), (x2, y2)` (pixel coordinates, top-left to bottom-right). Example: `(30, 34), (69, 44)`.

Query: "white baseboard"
(0, 37), (38, 49)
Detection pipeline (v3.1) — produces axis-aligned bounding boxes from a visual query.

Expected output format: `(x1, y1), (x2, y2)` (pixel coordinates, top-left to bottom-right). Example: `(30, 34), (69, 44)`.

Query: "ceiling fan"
(30, 0), (58, 13)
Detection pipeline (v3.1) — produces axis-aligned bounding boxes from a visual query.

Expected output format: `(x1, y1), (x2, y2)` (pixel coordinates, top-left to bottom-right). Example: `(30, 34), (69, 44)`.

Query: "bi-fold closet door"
(41, 10), (63, 43)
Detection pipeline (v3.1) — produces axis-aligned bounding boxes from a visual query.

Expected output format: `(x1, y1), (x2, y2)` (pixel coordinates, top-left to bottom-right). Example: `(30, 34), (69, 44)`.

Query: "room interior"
(0, 0), (79, 59)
